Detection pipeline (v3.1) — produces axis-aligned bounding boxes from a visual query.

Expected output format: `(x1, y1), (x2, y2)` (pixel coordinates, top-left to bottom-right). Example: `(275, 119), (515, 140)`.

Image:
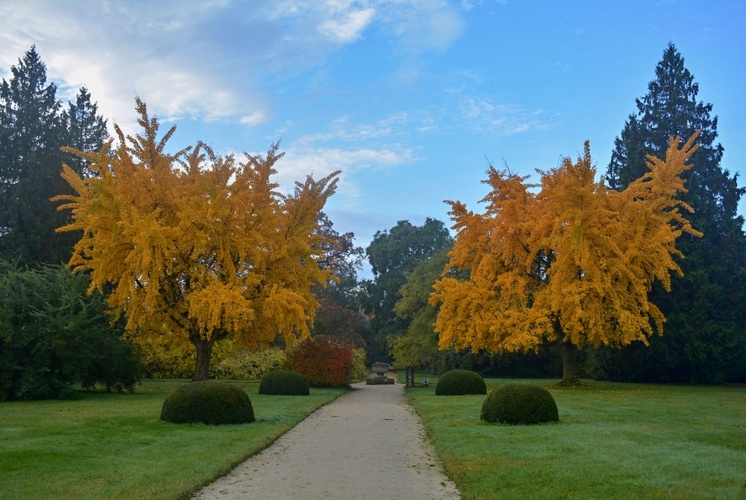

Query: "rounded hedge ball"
(481, 382), (559, 425)
(259, 370), (310, 395)
(435, 369), (487, 395)
(161, 381), (255, 425)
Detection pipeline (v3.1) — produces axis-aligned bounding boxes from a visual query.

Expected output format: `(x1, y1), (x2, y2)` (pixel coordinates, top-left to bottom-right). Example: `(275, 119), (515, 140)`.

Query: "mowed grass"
(0, 380), (345, 499)
(408, 378), (746, 500)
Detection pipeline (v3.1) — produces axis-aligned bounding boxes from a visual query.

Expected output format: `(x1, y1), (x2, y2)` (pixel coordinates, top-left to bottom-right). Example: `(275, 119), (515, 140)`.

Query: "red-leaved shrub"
(284, 337), (354, 387)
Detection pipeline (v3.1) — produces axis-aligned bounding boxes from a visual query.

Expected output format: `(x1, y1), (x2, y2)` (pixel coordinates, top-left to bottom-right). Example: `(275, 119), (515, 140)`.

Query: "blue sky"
(1, 1), (744, 274)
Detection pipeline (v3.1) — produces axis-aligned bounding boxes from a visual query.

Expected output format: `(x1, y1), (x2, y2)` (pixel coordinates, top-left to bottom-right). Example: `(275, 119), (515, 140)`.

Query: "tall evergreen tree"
(62, 87), (109, 178)
(0, 47), (108, 267)
(603, 43), (746, 383)
(0, 46), (64, 265)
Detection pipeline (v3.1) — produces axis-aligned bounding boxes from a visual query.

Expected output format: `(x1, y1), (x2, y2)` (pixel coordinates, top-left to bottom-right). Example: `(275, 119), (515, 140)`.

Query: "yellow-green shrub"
(139, 336), (196, 379)
(140, 337), (286, 380)
(212, 347), (287, 380)
(349, 347), (368, 382)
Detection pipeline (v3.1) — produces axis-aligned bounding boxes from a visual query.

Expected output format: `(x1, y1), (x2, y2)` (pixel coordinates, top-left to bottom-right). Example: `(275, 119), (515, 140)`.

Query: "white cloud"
(276, 145), (415, 209)
(297, 112), (414, 145)
(0, 0), (469, 135)
(459, 96), (558, 135)
(378, 0), (465, 53)
(0, 1), (269, 132)
(319, 8), (376, 43)
(240, 111), (268, 126)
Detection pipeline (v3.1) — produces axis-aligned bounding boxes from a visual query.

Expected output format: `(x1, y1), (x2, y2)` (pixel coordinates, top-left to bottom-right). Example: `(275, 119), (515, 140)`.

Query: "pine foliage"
(0, 47), (108, 266)
(604, 44), (746, 383)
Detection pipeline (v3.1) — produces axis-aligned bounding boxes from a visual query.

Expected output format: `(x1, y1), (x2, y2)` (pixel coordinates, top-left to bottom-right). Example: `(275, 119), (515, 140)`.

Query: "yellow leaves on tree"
(431, 133), (702, 384)
(54, 99), (340, 380)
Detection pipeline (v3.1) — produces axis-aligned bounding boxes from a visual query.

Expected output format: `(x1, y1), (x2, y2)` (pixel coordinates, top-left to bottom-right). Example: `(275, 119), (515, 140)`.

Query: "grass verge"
(0, 379), (345, 499)
(408, 378), (746, 499)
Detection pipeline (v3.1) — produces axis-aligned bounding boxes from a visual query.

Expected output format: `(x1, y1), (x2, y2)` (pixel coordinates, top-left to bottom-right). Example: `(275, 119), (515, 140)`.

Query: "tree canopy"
(432, 135), (700, 384)
(604, 43), (746, 383)
(0, 47), (108, 267)
(55, 98), (339, 380)
(0, 260), (140, 400)
(310, 212), (368, 348)
(390, 246), (451, 372)
(360, 218), (452, 362)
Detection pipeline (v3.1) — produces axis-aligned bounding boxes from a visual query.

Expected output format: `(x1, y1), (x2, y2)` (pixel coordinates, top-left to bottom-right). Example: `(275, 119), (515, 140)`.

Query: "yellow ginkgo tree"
(431, 133), (701, 384)
(55, 99), (339, 381)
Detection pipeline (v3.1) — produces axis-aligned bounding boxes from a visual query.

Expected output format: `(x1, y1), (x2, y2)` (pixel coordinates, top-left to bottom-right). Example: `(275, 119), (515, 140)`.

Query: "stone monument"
(366, 361), (395, 385)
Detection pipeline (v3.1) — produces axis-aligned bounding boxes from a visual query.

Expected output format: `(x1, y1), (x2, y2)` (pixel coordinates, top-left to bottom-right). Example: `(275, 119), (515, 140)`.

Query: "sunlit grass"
(0, 380), (345, 499)
(408, 378), (746, 499)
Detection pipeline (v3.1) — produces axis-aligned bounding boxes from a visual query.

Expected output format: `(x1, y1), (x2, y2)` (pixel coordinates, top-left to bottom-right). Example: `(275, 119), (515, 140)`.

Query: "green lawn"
(408, 378), (746, 500)
(0, 380), (345, 499)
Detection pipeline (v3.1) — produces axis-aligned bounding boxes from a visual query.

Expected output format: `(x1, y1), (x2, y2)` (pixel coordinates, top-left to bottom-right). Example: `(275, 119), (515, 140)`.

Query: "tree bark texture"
(559, 341), (580, 385)
(190, 330), (228, 381)
(553, 316), (580, 385)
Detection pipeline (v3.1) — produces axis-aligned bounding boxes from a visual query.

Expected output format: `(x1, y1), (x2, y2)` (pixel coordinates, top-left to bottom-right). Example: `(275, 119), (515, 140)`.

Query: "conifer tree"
(62, 87), (109, 178)
(604, 44), (746, 382)
(0, 47), (67, 265)
(0, 48), (108, 267)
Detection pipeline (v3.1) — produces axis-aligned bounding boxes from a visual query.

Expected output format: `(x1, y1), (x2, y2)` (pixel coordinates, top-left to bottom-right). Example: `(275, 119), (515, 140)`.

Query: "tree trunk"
(559, 341), (580, 385)
(553, 316), (581, 385)
(190, 330), (228, 381)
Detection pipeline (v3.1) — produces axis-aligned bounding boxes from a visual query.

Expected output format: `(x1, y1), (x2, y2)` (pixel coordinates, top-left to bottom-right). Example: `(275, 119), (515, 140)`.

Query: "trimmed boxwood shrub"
(259, 370), (310, 395)
(160, 381), (255, 425)
(435, 369), (487, 395)
(481, 382), (559, 425)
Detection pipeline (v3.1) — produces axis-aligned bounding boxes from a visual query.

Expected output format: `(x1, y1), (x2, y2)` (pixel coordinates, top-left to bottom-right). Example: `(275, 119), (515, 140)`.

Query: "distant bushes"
(142, 334), (367, 384)
(139, 336), (196, 379)
(481, 382), (558, 425)
(283, 336), (364, 387)
(435, 369), (486, 395)
(259, 370), (310, 395)
(0, 262), (141, 401)
(213, 346), (287, 380)
(141, 337), (287, 380)
(160, 381), (255, 425)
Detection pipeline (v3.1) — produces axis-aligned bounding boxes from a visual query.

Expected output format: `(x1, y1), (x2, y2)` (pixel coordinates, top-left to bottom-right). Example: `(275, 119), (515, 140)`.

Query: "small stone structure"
(366, 362), (395, 385)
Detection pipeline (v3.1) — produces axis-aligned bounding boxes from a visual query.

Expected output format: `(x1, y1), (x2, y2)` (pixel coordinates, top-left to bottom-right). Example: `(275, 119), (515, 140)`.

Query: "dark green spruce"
(600, 43), (746, 383)
(0, 47), (108, 268)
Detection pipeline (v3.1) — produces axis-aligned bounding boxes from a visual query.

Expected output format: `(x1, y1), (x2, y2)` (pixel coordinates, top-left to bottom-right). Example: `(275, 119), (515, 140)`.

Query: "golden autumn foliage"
(54, 99), (339, 380)
(431, 133), (702, 383)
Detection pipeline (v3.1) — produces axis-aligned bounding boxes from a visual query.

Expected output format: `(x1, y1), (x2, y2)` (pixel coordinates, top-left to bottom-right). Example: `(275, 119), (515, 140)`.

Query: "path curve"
(192, 381), (460, 499)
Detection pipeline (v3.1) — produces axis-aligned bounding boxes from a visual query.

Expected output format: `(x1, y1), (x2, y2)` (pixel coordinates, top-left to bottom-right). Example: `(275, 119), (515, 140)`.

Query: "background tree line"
(0, 47), (369, 398)
(1, 43), (744, 400)
(359, 44), (745, 384)
(0, 47), (125, 400)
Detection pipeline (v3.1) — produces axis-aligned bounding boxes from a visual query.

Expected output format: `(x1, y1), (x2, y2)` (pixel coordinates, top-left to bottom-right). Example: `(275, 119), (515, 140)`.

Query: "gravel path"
(192, 381), (460, 499)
